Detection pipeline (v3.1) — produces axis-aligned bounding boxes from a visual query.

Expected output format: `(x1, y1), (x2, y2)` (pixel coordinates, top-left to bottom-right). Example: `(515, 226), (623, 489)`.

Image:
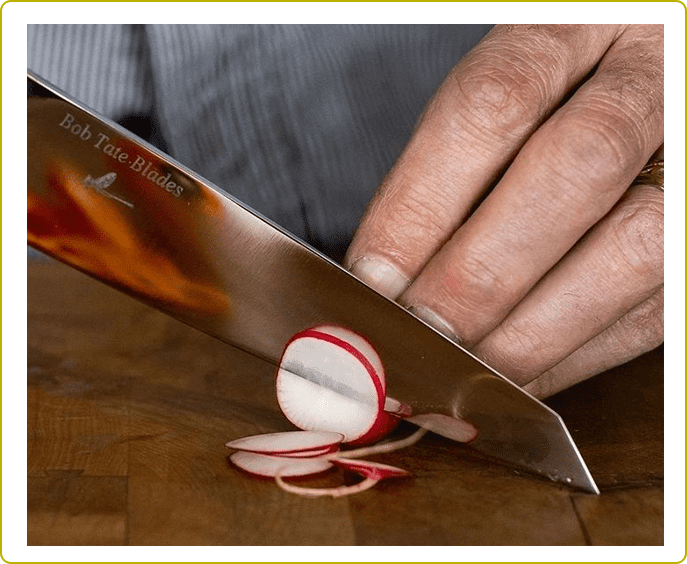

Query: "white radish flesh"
(229, 451), (333, 478)
(226, 430), (343, 457)
(312, 325), (386, 385)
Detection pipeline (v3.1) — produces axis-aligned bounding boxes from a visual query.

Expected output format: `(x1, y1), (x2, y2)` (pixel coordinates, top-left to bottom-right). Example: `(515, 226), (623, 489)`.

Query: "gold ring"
(632, 158), (664, 192)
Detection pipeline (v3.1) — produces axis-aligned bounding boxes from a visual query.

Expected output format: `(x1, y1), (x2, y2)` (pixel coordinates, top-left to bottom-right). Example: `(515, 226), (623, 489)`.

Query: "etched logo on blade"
(84, 172), (116, 190)
(83, 172), (134, 208)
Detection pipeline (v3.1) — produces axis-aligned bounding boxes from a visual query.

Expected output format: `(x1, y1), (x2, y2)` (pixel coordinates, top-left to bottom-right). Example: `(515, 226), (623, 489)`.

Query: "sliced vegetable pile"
(226, 325), (426, 498)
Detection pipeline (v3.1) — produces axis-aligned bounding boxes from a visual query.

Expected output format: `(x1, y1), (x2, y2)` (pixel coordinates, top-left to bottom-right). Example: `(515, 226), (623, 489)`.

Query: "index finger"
(344, 25), (625, 297)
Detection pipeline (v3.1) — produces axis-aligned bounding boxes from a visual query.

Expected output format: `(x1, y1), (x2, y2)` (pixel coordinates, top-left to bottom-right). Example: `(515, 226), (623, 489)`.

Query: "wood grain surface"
(27, 260), (664, 546)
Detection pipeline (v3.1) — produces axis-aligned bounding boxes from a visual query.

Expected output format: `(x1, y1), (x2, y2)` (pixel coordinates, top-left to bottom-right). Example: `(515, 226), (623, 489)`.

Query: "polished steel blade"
(27, 71), (598, 493)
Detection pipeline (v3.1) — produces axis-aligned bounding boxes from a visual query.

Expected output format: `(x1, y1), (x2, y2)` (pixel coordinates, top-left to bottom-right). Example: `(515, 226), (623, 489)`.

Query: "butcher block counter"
(27, 259), (663, 546)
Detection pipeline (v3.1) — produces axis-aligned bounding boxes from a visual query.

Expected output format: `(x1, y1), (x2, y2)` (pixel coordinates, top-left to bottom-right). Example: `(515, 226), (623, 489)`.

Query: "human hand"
(345, 25), (664, 398)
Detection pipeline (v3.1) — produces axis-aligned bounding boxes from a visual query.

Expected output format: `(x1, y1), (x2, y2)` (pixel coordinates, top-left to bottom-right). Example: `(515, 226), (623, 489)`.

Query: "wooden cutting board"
(27, 259), (663, 545)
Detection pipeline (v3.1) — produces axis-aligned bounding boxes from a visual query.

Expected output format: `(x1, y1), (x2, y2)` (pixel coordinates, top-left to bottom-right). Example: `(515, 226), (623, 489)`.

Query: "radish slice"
(273, 446), (339, 458)
(337, 426), (428, 459)
(275, 458), (411, 498)
(276, 326), (398, 445)
(332, 458), (411, 480)
(226, 430), (343, 457)
(229, 451), (333, 478)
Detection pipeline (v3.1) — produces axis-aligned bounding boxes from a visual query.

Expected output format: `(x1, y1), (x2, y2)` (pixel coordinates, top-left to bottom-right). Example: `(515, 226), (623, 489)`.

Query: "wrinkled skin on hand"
(346, 25), (664, 398)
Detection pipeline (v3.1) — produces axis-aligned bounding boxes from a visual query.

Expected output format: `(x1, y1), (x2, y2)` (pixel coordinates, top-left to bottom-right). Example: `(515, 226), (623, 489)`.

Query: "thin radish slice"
(331, 458), (412, 480)
(275, 474), (379, 498)
(275, 458), (412, 498)
(229, 451), (333, 478)
(338, 427), (429, 459)
(384, 396), (412, 417)
(226, 430), (343, 457)
(275, 446), (338, 458)
(276, 326), (398, 445)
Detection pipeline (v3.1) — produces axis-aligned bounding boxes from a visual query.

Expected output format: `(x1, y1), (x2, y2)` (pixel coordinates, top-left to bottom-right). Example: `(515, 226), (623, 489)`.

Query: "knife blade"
(27, 70), (598, 493)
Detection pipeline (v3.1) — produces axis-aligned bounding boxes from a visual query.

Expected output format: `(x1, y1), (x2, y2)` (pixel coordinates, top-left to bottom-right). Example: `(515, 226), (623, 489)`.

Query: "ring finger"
(523, 287), (664, 399)
(470, 183), (663, 388)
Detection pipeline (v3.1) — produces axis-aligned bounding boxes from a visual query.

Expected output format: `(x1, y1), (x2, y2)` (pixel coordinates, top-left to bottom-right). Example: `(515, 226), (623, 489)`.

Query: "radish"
(227, 325), (433, 497)
(276, 325), (401, 445)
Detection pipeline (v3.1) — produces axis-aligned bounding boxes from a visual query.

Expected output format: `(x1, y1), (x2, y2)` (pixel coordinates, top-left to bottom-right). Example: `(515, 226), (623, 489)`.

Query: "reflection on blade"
(467, 388), (599, 493)
(456, 368), (599, 493)
(28, 158), (231, 316)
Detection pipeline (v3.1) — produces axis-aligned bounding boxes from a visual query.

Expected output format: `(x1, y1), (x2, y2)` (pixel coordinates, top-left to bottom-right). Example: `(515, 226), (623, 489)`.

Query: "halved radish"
(229, 451), (333, 478)
(226, 430), (343, 458)
(276, 325), (399, 445)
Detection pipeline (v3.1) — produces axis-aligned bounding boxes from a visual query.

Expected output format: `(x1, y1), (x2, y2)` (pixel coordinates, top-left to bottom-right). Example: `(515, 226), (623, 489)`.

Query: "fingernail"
(407, 305), (461, 344)
(348, 257), (410, 300)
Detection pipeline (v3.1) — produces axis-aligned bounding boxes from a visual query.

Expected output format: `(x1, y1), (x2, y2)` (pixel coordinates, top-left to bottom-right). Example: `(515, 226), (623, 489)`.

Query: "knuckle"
(447, 52), (558, 142)
(392, 179), (457, 237)
(456, 249), (510, 299)
(609, 191), (664, 278)
(543, 27), (665, 199)
(547, 106), (647, 198)
(616, 290), (664, 349)
(500, 319), (547, 353)
(363, 189), (453, 271)
(599, 27), (664, 123)
(475, 320), (547, 383)
(446, 24), (598, 144)
(405, 247), (518, 346)
(457, 69), (543, 137)
(439, 248), (512, 320)
(543, 100), (653, 209)
(596, 68), (663, 131)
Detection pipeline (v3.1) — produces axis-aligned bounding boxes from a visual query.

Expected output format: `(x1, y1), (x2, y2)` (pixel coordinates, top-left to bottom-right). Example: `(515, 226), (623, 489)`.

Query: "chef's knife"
(27, 70), (598, 494)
